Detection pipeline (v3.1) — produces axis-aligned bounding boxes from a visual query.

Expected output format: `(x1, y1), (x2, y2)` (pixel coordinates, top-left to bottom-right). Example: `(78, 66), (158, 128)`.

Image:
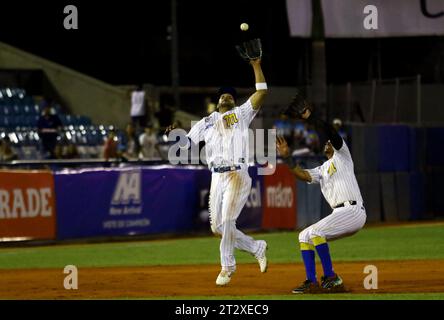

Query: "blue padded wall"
(378, 125), (410, 172)
(350, 124), (379, 174)
(394, 172), (411, 221)
(409, 172), (426, 220)
(380, 173), (398, 221)
(425, 128), (444, 167)
(356, 173), (381, 222)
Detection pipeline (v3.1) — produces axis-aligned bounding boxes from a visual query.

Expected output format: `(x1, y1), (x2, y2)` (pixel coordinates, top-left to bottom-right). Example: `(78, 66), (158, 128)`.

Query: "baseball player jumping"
(277, 94), (367, 293)
(166, 40), (268, 286)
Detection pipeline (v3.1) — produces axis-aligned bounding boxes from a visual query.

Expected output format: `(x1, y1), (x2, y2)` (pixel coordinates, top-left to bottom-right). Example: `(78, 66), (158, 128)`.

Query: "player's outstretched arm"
(301, 109), (343, 150)
(291, 165), (312, 183)
(276, 136), (312, 182)
(249, 59), (268, 110)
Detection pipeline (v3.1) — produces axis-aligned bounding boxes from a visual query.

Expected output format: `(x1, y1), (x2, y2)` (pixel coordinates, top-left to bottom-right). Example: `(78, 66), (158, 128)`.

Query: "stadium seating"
(0, 86), (105, 160)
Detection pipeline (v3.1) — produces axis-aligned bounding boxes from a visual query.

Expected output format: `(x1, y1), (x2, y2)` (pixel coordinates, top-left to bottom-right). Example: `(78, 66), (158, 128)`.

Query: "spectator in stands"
(292, 121), (305, 146)
(155, 103), (175, 133)
(304, 123), (321, 155)
(62, 141), (79, 159)
(103, 130), (120, 160)
(145, 94), (155, 128)
(0, 137), (18, 162)
(286, 122), (309, 156)
(54, 143), (63, 159)
(37, 105), (62, 159)
(130, 84), (148, 134)
(38, 98), (50, 111)
(139, 125), (160, 159)
(173, 120), (183, 130)
(122, 123), (140, 160)
(332, 118), (348, 142)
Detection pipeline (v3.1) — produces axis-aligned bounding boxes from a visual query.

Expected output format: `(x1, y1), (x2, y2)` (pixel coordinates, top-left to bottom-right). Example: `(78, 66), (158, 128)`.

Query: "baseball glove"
(282, 92), (312, 119)
(235, 38), (262, 62)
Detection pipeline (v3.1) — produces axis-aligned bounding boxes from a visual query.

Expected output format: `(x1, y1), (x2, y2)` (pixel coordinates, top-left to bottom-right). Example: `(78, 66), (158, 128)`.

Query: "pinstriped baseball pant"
(209, 169), (260, 272)
(299, 203), (367, 244)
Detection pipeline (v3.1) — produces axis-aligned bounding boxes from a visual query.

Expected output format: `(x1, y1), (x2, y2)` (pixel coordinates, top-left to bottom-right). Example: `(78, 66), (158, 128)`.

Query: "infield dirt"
(0, 260), (443, 299)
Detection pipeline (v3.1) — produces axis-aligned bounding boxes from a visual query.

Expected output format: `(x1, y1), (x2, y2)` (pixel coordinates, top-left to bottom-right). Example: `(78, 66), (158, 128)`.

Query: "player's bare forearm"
(249, 59), (267, 110)
(291, 166), (312, 183)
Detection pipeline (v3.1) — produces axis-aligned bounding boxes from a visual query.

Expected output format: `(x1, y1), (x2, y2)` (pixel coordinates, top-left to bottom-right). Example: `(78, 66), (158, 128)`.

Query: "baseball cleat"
(292, 280), (321, 294)
(216, 270), (234, 286)
(321, 274), (346, 292)
(256, 240), (268, 273)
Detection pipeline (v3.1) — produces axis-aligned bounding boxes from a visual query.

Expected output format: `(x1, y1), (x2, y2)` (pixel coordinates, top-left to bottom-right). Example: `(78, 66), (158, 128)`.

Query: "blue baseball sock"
(313, 237), (335, 278)
(300, 243), (317, 283)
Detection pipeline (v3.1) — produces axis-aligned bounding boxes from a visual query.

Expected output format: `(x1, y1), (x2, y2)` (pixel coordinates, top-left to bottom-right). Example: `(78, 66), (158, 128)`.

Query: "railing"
(0, 155), (326, 171)
(327, 75), (428, 124)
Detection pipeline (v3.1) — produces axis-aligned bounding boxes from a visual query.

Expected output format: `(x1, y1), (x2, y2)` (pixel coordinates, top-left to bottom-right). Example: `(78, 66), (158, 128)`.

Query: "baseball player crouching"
(277, 94), (367, 293)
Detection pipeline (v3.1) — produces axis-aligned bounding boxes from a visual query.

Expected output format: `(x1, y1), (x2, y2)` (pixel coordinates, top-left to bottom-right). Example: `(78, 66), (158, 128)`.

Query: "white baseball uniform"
(187, 99), (266, 272)
(130, 90), (146, 117)
(299, 140), (366, 244)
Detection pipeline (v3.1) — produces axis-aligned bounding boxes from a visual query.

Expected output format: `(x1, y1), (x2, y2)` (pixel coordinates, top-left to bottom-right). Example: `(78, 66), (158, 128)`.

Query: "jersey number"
(223, 113), (239, 128)
(328, 162), (337, 176)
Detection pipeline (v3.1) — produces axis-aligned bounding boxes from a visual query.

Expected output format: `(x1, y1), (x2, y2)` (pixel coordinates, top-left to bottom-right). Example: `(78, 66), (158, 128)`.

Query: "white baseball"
(240, 23), (249, 31)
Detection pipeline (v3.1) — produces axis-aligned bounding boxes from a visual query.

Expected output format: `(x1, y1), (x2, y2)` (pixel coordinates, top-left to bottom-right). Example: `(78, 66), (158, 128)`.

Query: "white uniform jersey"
(130, 90), (146, 116)
(139, 132), (159, 159)
(306, 140), (363, 208)
(187, 99), (257, 170)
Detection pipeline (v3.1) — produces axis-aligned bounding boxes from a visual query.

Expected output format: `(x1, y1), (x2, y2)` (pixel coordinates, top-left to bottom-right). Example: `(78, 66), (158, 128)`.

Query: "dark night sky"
(1, 0), (443, 86)
(0, 0), (299, 86)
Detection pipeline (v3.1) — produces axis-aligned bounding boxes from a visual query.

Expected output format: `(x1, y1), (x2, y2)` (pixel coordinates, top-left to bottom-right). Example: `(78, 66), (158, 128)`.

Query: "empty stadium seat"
(1, 105), (12, 116)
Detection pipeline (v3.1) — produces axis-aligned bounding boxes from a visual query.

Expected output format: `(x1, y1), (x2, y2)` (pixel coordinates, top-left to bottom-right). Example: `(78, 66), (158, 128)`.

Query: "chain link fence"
(327, 76), (444, 125)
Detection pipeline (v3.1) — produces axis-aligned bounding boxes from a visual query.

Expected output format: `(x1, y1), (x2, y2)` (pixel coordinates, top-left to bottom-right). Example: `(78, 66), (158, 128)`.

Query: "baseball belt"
(333, 201), (358, 209)
(212, 165), (241, 173)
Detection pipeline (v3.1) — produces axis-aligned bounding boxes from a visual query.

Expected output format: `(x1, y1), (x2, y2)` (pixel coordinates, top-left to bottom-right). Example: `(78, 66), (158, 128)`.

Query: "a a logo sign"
(63, 265), (78, 290)
(103, 169), (150, 230)
(63, 5), (78, 30)
(110, 170), (142, 215)
(363, 265), (378, 290)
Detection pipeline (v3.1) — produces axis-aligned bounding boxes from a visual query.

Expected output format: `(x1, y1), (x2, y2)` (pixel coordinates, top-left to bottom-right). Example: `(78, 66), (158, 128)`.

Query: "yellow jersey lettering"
(223, 113), (239, 128)
(328, 162), (337, 176)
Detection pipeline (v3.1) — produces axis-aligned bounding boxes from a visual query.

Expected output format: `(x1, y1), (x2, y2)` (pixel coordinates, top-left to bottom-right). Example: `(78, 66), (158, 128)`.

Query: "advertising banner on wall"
(262, 164), (297, 229)
(0, 170), (56, 240)
(322, 0), (444, 37)
(54, 166), (205, 239)
(287, 0), (444, 37)
(286, 0), (313, 38)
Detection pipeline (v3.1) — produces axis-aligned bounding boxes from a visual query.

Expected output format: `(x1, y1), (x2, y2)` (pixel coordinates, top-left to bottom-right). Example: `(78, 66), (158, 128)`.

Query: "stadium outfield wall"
(0, 124), (442, 242)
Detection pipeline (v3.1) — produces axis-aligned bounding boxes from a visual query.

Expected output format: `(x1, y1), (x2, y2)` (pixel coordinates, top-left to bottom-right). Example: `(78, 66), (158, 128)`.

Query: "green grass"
(0, 223), (443, 269)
